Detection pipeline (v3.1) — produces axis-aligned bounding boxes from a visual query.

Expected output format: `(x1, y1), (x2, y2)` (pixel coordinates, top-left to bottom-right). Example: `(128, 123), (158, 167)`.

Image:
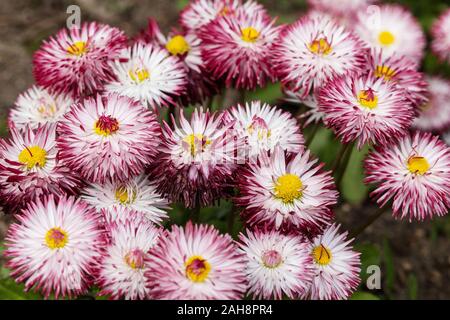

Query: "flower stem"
(334, 143), (355, 187)
(227, 205), (237, 234)
(331, 142), (351, 172)
(306, 122), (321, 146)
(349, 206), (390, 238)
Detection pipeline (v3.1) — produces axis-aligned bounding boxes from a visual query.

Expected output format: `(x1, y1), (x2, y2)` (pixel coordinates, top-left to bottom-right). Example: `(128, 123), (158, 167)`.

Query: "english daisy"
(57, 93), (161, 184)
(146, 222), (247, 300)
(305, 224), (361, 300)
(236, 146), (337, 232)
(33, 22), (128, 97)
(106, 43), (187, 109)
(4, 195), (104, 299)
(365, 132), (450, 221)
(318, 72), (414, 149)
(238, 229), (314, 299)
(431, 8), (450, 64)
(81, 174), (169, 225)
(9, 86), (73, 131)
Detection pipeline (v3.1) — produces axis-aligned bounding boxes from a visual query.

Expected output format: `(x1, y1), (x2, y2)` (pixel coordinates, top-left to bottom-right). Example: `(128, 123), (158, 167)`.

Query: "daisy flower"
(365, 132), (450, 221)
(9, 86), (73, 131)
(146, 222), (247, 300)
(282, 89), (325, 127)
(57, 93), (160, 184)
(97, 214), (161, 300)
(307, 0), (376, 19)
(81, 174), (169, 225)
(355, 4), (425, 63)
(106, 43), (187, 109)
(4, 195), (104, 299)
(236, 146), (337, 232)
(224, 101), (304, 160)
(273, 14), (367, 98)
(33, 22), (127, 97)
(238, 229), (314, 299)
(413, 77), (450, 133)
(0, 124), (80, 206)
(431, 9), (450, 64)
(149, 107), (238, 208)
(318, 72), (414, 149)
(199, 6), (281, 90)
(305, 224), (361, 300)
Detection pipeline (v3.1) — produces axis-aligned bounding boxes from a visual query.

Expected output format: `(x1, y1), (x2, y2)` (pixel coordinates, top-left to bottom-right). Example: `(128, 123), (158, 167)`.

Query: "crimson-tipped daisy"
(106, 43), (187, 109)
(236, 146), (337, 232)
(318, 72), (414, 149)
(305, 224), (361, 300)
(431, 9), (450, 64)
(149, 107), (238, 208)
(355, 4), (425, 63)
(273, 14), (367, 98)
(81, 174), (169, 225)
(33, 22), (127, 97)
(9, 86), (73, 131)
(4, 195), (104, 299)
(238, 229), (314, 299)
(57, 93), (160, 184)
(97, 215), (161, 300)
(146, 222), (247, 300)
(365, 132), (450, 221)
(0, 124), (80, 206)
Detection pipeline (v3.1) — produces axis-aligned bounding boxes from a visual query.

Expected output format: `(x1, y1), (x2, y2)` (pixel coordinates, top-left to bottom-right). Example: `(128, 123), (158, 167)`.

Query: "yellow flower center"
(274, 174), (303, 204)
(18, 146), (47, 170)
(219, 5), (233, 16)
(129, 68), (150, 83)
(261, 250), (283, 269)
(375, 65), (396, 81)
(67, 41), (88, 56)
(115, 186), (136, 204)
(358, 89), (378, 109)
(241, 27), (260, 43)
(378, 31), (395, 46)
(37, 102), (57, 118)
(124, 249), (145, 269)
(185, 255), (211, 283)
(309, 38), (332, 55)
(183, 134), (211, 157)
(166, 35), (190, 56)
(247, 117), (271, 141)
(94, 115), (120, 137)
(407, 156), (430, 175)
(45, 227), (68, 250)
(312, 245), (332, 266)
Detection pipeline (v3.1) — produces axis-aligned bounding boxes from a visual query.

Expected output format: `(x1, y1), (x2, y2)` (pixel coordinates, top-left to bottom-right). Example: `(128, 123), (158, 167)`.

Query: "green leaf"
(340, 145), (370, 205)
(407, 274), (419, 300)
(354, 243), (381, 284)
(246, 82), (282, 104)
(383, 238), (395, 297)
(350, 291), (380, 300)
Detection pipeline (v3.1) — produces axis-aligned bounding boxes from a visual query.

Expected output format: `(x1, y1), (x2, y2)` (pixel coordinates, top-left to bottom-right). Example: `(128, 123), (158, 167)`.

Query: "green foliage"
(340, 145), (370, 205)
(382, 238), (396, 298)
(350, 291), (380, 300)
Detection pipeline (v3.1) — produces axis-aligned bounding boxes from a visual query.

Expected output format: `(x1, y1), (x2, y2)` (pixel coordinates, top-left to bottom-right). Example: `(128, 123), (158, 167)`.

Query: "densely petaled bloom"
(236, 146), (337, 232)
(33, 22), (127, 97)
(365, 132), (450, 221)
(4, 195), (104, 299)
(413, 77), (450, 133)
(199, 6), (281, 90)
(0, 124), (80, 205)
(318, 72), (414, 149)
(238, 229), (314, 299)
(355, 4), (425, 63)
(81, 174), (169, 225)
(57, 93), (160, 183)
(146, 222), (247, 299)
(431, 8), (450, 64)
(224, 101), (304, 159)
(97, 214), (161, 300)
(283, 89), (325, 127)
(106, 43), (187, 109)
(149, 108), (238, 208)
(273, 14), (367, 98)
(9, 86), (73, 131)
(305, 224), (361, 300)
(307, 0), (376, 19)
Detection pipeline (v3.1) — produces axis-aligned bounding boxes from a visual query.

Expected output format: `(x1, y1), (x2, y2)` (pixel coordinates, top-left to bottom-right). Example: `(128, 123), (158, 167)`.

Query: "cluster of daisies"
(1, 0), (450, 301)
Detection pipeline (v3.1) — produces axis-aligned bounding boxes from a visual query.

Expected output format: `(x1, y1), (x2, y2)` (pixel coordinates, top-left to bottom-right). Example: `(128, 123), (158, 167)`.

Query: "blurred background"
(0, 0), (449, 300)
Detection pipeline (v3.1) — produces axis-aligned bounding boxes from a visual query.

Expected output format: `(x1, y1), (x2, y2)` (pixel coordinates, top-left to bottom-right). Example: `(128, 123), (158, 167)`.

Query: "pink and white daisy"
(97, 214), (161, 300)
(81, 174), (169, 225)
(149, 107), (238, 208)
(238, 229), (314, 299)
(236, 146), (337, 232)
(9, 86), (73, 131)
(273, 14), (367, 98)
(57, 93), (160, 184)
(0, 124), (80, 206)
(305, 224), (361, 300)
(318, 72), (414, 149)
(431, 9), (450, 64)
(365, 132), (450, 221)
(4, 195), (104, 299)
(307, 0), (376, 19)
(106, 43), (187, 109)
(146, 222), (247, 300)
(33, 22), (127, 97)
(355, 4), (425, 63)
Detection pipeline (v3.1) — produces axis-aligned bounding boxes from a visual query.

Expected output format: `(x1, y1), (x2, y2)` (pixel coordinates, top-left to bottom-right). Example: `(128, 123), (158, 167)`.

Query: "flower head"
(307, 0), (376, 19)
(431, 9), (450, 64)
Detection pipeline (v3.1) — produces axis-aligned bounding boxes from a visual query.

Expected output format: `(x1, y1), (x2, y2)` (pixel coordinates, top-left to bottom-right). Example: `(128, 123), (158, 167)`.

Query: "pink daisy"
(431, 8), (450, 64)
